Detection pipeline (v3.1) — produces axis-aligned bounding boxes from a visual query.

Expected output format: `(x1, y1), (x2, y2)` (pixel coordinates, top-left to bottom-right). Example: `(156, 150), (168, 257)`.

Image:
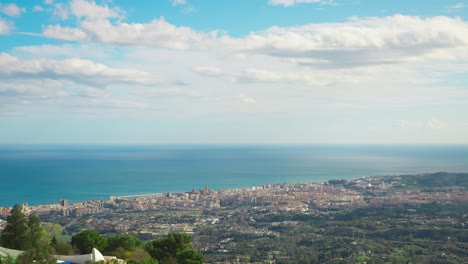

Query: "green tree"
(28, 214), (49, 249)
(16, 247), (56, 264)
(50, 235), (58, 247)
(107, 247), (129, 260)
(42, 223), (63, 240)
(176, 248), (204, 264)
(128, 248), (157, 263)
(0, 204), (30, 250)
(146, 233), (201, 264)
(127, 259), (159, 264)
(54, 241), (74, 255)
(71, 230), (107, 254)
(106, 234), (142, 252)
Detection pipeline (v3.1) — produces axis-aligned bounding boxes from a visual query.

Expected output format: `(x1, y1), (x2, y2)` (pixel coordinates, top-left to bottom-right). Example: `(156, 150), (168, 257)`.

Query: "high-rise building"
(59, 199), (68, 207)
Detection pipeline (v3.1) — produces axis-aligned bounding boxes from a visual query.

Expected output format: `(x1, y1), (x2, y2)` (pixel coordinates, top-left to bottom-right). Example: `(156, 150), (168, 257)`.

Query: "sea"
(1, 144), (468, 207)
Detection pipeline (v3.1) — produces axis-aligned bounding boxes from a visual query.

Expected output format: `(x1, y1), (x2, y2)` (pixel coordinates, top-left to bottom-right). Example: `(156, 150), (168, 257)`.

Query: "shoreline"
(1, 171), (462, 211)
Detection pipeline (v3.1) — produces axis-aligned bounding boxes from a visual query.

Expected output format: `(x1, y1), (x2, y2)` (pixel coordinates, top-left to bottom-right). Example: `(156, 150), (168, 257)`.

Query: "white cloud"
(40, 0), (468, 68)
(192, 66), (226, 77)
(0, 53), (172, 87)
(0, 82), (68, 98)
(44, 0), (123, 21)
(171, 0), (187, 6)
(33, 5), (45, 12)
(43, 25), (88, 41)
(12, 44), (117, 60)
(0, 3), (25, 17)
(193, 65), (371, 86)
(43, 17), (212, 50)
(0, 17), (12, 34)
(70, 0), (123, 20)
(222, 15), (468, 67)
(51, 2), (69, 20)
(44, 0), (54, 5)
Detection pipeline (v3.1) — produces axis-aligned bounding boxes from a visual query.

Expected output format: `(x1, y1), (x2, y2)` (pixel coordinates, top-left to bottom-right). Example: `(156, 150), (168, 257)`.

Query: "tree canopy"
(0, 204), (30, 250)
(0, 205), (56, 263)
(146, 232), (202, 264)
(71, 230), (107, 254)
(176, 248), (204, 264)
(106, 234), (142, 252)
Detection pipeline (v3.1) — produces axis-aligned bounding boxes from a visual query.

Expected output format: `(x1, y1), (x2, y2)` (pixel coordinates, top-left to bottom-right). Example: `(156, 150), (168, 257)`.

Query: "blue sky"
(1, 0), (468, 144)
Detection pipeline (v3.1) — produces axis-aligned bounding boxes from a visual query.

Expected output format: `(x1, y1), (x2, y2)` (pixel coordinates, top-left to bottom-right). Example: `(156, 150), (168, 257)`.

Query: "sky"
(0, 0), (468, 144)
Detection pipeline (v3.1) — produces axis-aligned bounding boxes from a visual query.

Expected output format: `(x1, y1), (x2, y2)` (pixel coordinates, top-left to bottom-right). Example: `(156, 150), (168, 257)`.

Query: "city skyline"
(1, 0), (468, 144)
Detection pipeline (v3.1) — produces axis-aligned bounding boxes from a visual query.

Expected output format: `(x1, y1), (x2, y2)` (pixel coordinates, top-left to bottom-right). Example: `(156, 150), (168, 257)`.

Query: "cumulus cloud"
(43, 17), (211, 50)
(222, 15), (468, 67)
(32, 2), (69, 19)
(0, 53), (172, 87)
(0, 17), (12, 34)
(40, 0), (468, 66)
(43, 25), (88, 41)
(51, 2), (69, 20)
(70, 0), (123, 20)
(41, 0), (210, 49)
(40, 0), (122, 20)
(0, 3), (25, 17)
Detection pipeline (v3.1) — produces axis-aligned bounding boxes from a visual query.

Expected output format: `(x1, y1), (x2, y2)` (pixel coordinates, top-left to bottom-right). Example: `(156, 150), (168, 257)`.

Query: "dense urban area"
(1, 172), (468, 263)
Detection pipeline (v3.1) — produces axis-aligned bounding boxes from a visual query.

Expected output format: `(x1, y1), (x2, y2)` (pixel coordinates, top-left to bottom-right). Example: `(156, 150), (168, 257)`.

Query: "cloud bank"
(0, 53), (170, 87)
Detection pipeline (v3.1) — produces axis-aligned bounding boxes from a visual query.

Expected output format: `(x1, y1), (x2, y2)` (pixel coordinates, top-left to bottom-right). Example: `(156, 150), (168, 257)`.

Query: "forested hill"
(401, 172), (468, 187)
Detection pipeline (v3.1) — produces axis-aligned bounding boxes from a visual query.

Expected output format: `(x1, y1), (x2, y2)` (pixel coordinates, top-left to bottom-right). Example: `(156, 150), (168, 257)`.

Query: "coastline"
(2, 144), (468, 207)
(1, 172), (467, 215)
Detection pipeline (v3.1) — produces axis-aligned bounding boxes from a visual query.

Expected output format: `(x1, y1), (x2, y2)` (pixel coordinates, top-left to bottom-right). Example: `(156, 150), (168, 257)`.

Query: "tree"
(51, 236), (58, 247)
(107, 247), (129, 260)
(146, 233), (202, 264)
(0, 204), (30, 250)
(28, 214), (49, 249)
(54, 241), (74, 255)
(16, 247), (56, 264)
(128, 248), (157, 264)
(71, 230), (107, 254)
(106, 234), (142, 252)
(42, 223), (63, 240)
(176, 248), (204, 264)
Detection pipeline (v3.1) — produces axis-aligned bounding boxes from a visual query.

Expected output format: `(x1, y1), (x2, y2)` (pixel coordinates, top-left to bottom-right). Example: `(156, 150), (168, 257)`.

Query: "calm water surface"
(1, 144), (467, 206)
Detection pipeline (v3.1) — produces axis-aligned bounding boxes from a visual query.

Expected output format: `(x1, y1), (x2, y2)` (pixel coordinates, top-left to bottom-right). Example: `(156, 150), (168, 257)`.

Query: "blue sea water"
(1, 144), (468, 207)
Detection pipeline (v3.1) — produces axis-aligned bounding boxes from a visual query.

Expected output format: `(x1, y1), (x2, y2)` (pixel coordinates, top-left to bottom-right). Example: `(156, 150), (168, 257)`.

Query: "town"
(1, 172), (468, 263)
